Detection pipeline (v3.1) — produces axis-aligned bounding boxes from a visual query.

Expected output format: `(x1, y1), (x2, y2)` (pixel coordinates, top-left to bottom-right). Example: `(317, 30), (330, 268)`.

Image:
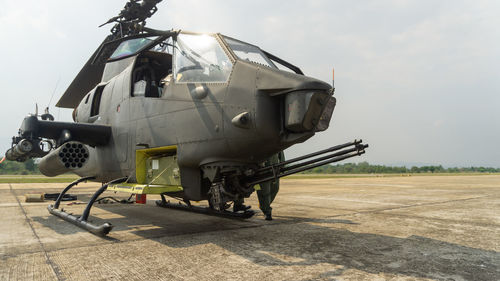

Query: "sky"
(0, 0), (499, 167)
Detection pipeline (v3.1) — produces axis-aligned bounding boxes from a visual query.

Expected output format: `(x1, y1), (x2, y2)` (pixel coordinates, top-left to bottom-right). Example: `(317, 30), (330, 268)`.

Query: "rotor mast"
(100, 0), (164, 39)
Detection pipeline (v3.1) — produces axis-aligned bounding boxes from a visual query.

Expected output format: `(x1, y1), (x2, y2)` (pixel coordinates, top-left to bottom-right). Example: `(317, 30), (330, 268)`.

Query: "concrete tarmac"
(0, 175), (499, 280)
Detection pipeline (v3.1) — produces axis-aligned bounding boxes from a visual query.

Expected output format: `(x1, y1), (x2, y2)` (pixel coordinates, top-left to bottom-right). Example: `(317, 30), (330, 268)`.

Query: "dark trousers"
(257, 151), (284, 215)
(257, 179), (280, 215)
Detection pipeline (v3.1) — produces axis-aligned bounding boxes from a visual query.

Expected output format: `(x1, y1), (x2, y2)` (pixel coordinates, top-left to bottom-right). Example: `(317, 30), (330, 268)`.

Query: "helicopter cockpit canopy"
(106, 31), (302, 79)
(57, 30), (304, 108)
(108, 33), (234, 83)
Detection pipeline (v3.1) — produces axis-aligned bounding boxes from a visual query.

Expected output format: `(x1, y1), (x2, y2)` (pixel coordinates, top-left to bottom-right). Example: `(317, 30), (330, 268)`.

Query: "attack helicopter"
(5, 0), (368, 236)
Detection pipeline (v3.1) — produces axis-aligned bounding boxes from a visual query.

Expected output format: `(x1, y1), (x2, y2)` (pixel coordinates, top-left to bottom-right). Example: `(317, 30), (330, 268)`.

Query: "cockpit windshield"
(223, 36), (276, 69)
(222, 35), (303, 74)
(110, 37), (158, 60)
(174, 34), (233, 83)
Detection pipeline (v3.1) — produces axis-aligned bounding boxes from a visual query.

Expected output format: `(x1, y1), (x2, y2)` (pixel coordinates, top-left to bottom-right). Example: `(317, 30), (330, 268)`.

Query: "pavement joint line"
(4, 192), (494, 260)
(279, 194), (497, 213)
(325, 195), (492, 219)
(3, 195), (497, 260)
(375, 212), (500, 228)
(9, 184), (66, 281)
(276, 201), (363, 212)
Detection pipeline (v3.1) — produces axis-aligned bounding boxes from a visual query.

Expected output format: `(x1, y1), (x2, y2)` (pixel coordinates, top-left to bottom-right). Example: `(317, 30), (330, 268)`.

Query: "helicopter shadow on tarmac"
(32, 201), (500, 281)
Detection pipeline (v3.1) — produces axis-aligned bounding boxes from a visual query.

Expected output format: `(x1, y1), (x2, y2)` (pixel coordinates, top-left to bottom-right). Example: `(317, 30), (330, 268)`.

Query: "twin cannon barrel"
(245, 139), (368, 187)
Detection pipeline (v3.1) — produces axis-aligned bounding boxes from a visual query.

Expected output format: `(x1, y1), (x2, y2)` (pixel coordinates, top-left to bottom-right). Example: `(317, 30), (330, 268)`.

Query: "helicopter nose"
(284, 89), (335, 133)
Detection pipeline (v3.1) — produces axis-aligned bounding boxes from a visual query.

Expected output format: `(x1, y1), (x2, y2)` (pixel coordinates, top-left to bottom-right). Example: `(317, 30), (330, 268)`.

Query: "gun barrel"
(246, 140), (368, 187)
(280, 145), (367, 174)
(256, 139), (363, 174)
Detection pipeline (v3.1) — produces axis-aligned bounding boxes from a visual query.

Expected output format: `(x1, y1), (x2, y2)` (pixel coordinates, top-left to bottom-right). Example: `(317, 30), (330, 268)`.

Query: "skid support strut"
(48, 177), (128, 236)
(156, 194), (255, 219)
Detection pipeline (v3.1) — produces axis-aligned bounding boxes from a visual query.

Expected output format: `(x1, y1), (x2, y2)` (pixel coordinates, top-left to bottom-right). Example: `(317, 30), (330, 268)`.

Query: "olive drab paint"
(5, 1), (367, 235)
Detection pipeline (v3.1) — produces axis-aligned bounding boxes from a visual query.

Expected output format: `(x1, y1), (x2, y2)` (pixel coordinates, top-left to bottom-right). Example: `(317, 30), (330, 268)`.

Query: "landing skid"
(156, 194), (255, 219)
(47, 177), (128, 236)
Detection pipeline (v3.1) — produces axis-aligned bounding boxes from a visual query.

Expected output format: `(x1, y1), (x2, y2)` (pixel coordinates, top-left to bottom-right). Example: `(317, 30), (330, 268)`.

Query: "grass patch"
(2, 172), (499, 183)
(283, 173), (500, 179)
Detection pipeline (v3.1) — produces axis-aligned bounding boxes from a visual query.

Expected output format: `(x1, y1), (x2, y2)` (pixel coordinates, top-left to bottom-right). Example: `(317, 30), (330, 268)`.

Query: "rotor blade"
(99, 15), (120, 28)
(56, 37), (110, 109)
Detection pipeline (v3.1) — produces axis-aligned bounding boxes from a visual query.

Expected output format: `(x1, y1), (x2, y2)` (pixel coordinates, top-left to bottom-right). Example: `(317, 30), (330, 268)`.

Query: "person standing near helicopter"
(257, 151), (285, 220)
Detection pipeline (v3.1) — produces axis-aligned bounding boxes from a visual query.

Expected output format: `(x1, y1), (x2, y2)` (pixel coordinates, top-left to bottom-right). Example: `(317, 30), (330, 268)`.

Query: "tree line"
(300, 162), (500, 174)
(0, 159), (39, 175)
(1, 160), (499, 175)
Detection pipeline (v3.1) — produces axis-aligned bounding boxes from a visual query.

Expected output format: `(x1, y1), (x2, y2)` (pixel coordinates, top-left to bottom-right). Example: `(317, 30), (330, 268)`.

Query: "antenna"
(332, 67), (335, 89)
(47, 77), (61, 109)
(39, 78), (59, 121)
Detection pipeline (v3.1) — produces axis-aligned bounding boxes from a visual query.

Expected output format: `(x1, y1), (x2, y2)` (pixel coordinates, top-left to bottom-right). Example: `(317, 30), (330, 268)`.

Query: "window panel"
(174, 34), (233, 83)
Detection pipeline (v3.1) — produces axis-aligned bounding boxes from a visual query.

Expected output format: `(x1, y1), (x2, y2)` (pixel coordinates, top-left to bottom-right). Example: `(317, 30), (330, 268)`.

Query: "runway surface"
(1, 175), (499, 280)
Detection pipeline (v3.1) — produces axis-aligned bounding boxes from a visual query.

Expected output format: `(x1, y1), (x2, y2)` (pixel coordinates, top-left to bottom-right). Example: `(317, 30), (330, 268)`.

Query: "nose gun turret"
(244, 139), (368, 188)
